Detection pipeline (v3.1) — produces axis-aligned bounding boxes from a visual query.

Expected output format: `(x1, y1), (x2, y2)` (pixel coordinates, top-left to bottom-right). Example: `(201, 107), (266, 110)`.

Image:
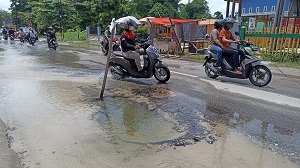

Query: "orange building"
(198, 19), (218, 35)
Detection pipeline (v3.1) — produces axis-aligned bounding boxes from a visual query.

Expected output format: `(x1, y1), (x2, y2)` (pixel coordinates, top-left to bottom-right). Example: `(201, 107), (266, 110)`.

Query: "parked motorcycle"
(101, 36), (121, 56)
(48, 37), (58, 50)
(110, 41), (171, 83)
(203, 32), (272, 87)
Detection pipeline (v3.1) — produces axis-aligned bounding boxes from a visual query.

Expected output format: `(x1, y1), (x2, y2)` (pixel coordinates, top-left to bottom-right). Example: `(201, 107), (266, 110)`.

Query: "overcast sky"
(0, 0), (229, 17)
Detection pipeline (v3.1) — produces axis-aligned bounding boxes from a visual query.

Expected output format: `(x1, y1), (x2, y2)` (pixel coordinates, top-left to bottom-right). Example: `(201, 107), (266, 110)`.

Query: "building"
(225, 0), (300, 30)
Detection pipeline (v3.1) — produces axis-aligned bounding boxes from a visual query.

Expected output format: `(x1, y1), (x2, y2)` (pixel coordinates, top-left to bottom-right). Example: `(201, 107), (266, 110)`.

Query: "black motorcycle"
(110, 42), (170, 83)
(203, 34), (272, 87)
(3, 34), (8, 40)
(28, 36), (36, 45)
(48, 38), (58, 50)
(19, 36), (25, 43)
(10, 34), (14, 41)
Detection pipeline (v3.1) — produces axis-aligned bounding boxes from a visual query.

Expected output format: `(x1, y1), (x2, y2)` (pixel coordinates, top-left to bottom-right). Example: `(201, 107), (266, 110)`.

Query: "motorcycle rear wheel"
(110, 64), (125, 80)
(154, 67), (170, 83)
(249, 65), (272, 87)
(204, 61), (218, 78)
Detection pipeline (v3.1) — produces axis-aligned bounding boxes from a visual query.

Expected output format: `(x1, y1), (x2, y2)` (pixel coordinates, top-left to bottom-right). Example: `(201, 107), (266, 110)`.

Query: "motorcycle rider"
(120, 21), (147, 73)
(46, 27), (56, 46)
(26, 27), (36, 41)
(209, 20), (226, 71)
(219, 17), (246, 74)
(8, 28), (15, 40)
(2, 28), (8, 39)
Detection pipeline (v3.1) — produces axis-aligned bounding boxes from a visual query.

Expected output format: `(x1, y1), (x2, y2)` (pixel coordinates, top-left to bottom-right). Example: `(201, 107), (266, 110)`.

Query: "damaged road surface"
(0, 41), (300, 168)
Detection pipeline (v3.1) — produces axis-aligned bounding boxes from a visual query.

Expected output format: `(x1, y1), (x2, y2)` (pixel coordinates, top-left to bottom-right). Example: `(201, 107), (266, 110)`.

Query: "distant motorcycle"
(101, 36), (121, 56)
(10, 34), (14, 41)
(48, 37), (58, 50)
(3, 34), (8, 40)
(28, 36), (36, 45)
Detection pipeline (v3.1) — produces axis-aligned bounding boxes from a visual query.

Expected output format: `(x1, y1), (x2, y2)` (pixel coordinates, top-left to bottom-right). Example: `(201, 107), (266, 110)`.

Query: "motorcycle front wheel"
(101, 46), (108, 56)
(154, 67), (170, 83)
(249, 65), (272, 87)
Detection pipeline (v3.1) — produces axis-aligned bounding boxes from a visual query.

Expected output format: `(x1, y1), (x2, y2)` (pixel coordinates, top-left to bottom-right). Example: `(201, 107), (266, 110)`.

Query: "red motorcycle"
(101, 36), (121, 56)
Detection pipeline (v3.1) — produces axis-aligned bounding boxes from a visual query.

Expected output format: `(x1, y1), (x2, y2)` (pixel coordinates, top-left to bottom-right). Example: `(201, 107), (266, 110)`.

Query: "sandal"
(217, 66), (222, 71)
(234, 70), (242, 75)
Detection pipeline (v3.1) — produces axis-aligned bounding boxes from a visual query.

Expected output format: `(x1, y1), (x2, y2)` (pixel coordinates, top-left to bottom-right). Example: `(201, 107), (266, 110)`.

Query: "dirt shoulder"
(0, 119), (22, 168)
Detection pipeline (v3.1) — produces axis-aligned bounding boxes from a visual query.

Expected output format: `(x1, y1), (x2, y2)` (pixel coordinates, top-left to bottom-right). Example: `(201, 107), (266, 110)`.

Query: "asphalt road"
(0, 40), (299, 167)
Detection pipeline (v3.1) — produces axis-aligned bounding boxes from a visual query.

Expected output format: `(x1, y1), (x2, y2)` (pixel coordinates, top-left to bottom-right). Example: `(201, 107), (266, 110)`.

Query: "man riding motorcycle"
(46, 27), (57, 46)
(2, 28), (8, 40)
(120, 21), (147, 73)
(219, 17), (246, 74)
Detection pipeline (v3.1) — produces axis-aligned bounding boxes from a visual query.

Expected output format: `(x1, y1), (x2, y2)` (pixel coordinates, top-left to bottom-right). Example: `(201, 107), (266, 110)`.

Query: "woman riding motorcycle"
(209, 20), (226, 71)
(120, 21), (147, 74)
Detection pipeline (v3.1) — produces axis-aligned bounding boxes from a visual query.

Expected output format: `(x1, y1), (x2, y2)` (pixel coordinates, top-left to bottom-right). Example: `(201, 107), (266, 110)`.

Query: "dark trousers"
(223, 49), (239, 69)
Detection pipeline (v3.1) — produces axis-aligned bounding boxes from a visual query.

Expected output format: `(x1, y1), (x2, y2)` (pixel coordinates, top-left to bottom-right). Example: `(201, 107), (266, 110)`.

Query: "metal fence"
(86, 27), (102, 43)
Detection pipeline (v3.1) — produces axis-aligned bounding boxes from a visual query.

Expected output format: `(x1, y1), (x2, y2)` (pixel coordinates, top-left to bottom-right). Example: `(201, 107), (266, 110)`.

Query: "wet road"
(0, 40), (300, 168)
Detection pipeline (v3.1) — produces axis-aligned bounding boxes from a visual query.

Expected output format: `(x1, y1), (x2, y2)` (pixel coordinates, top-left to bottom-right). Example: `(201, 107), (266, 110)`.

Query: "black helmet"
(223, 17), (235, 30)
(214, 20), (223, 29)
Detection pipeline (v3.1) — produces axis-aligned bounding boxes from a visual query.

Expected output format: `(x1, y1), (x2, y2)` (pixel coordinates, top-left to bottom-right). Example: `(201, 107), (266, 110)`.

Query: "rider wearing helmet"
(46, 26), (56, 45)
(209, 19), (225, 71)
(120, 21), (147, 73)
(219, 17), (245, 74)
(26, 27), (36, 41)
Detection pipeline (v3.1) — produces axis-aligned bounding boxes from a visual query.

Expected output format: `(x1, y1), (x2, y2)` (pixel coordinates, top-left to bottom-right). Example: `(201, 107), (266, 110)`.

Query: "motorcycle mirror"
(235, 32), (240, 36)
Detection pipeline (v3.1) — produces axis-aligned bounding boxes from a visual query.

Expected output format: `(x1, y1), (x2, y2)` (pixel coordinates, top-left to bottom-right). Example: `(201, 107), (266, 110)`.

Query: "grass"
(178, 53), (206, 63)
(271, 61), (300, 69)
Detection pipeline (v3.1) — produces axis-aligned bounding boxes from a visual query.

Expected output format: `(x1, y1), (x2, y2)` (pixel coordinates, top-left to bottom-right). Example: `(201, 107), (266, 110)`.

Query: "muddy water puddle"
(205, 107), (300, 165)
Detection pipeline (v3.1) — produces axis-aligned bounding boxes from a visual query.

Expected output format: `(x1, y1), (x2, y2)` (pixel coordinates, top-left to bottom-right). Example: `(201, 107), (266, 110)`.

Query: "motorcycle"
(109, 41), (171, 83)
(10, 34), (14, 41)
(48, 38), (58, 50)
(3, 34), (8, 40)
(28, 36), (36, 45)
(19, 36), (25, 43)
(203, 32), (272, 87)
(101, 36), (121, 56)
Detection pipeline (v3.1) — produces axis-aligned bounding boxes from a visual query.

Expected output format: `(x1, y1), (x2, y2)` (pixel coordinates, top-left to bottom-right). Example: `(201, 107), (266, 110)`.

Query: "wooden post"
(99, 23), (115, 100)
(147, 18), (155, 43)
(168, 17), (182, 53)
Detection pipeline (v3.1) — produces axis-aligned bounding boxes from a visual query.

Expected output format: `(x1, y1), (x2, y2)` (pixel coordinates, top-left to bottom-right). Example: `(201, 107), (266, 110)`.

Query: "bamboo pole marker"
(100, 19), (116, 100)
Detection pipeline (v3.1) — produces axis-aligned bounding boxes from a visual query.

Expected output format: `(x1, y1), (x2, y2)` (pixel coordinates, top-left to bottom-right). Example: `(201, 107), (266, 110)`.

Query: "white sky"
(180, 0), (228, 16)
(0, 0), (229, 17)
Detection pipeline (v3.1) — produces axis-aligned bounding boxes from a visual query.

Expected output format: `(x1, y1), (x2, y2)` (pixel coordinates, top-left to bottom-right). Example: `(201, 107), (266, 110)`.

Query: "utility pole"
(226, 0), (231, 17)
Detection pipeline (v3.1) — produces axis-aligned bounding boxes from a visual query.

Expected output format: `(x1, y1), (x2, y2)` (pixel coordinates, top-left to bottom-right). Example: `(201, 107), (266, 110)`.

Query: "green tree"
(0, 10), (12, 27)
(183, 0), (211, 19)
(149, 2), (178, 18)
(213, 11), (223, 19)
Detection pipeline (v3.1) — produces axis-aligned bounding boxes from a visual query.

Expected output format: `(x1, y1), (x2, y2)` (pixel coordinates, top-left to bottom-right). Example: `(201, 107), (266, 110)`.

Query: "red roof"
(148, 17), (199, 25)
